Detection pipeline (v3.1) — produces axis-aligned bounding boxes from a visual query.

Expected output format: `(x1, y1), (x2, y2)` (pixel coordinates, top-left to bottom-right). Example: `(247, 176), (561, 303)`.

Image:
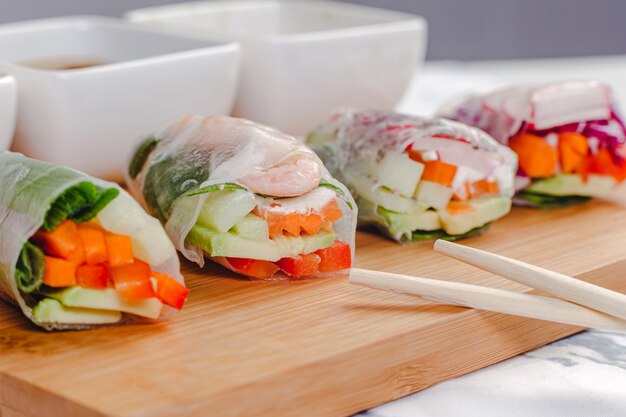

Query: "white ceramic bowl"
(126, 0), (427, 134)
(0, 16), (240, 181)
(0, 73), (16, 151)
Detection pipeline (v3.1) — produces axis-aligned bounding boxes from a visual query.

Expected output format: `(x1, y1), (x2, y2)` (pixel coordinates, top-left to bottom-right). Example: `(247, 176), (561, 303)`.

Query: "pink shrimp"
(239, 154), (322, 197)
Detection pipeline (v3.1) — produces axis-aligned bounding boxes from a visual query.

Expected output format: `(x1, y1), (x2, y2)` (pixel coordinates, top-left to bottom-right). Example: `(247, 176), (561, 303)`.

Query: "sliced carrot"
(264, 212), (285, 238)
(43, 256), (77, 287)
(575, 155), (592, 182)
(407, 149), (424, 163)
(558, 132), (588, 174)
(588, 147), (626, 183)
(446, 201), (475, 214)
(260, 198), (342, 238)
(276, 253), (321, 278)
(509, 133), (558, 178)
(452, 182), (471, 201)
(590, 148), (615, 175)
(227, 258), (279, 280)
(469, 179), (499, 198)
(110, 259), (155, 301)
(321, 199), (343, 223)
(421, 161), (457, 187)
(153, 272), (189, 310)
(76, 264), (108, 289)
(77, 224), (108, 265)
(105, 233), (134, 267)
(282, 213), (303, 237)
(300, 212), (324, 235)
(471, 179), (489, 197)
(315, 240), (352, 272)
(32, 220), (85, 264)
(611, 154), (626, 183)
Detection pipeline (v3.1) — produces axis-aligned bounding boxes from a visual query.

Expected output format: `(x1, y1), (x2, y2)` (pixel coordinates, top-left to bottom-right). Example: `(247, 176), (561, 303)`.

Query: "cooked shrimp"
(239, 154), (322, 197)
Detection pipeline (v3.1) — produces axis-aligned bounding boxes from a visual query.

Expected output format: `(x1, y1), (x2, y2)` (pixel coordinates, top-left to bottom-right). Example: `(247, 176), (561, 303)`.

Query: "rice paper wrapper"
(438, 80), (625, 147)
(126, 115), (357, 273)
(0, 151), (182, 330)
(306, 109), (517, 242)
(438, 81), (626, 202)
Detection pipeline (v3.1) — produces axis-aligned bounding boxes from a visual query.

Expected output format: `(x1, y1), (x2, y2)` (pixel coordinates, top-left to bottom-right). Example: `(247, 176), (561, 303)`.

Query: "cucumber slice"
(187, 225), (335, 261)
(375, 152), (424, 197)
(438, 197), (511, 235)
(232, 214), (270, 241)
(96, 196), (175, 266)
(33, 298), (121, 325)
(378, 207), (441, 233)
(526, 174), (616, 197)
(345, 170), (426, 213)
(197, 190), (256, 233)
(40, 287), (163, 319)
(415, 180), (454, 209)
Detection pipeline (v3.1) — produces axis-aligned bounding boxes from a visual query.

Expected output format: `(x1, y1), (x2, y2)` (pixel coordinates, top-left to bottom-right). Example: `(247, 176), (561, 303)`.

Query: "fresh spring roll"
(126, 115), (356, 280)
(0, 151), (188, 330)
(439, 81), (626, 208)
(306, 109), (517, 242)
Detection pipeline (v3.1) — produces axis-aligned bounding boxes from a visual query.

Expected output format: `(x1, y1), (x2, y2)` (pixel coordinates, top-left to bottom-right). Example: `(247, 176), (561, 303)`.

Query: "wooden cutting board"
(1, 202), (626, 417)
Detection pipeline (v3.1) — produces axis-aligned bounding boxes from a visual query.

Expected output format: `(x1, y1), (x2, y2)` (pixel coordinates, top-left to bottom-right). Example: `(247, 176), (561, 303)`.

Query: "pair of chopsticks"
(350, 240), (626, 332)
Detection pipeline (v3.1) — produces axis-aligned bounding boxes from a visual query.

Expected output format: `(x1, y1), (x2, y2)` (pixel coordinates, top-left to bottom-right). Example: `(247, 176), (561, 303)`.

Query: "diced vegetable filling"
(226, 240), (352, 279)
(28, 219), (189, 319)
(187, 186), (351, 279)
(507, 127), (626, 207)
(343, 143), (508, 240)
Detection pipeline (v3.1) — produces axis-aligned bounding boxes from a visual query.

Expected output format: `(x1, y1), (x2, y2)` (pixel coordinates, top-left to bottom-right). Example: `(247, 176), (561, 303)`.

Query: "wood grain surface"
(1, 202), (626, 417)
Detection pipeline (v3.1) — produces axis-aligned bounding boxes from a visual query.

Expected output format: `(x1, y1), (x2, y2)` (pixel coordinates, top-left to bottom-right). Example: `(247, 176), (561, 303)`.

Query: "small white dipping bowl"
(0, 73), (16, 151)
(126, 0), (427, 134)
(0, 16), (240, 181)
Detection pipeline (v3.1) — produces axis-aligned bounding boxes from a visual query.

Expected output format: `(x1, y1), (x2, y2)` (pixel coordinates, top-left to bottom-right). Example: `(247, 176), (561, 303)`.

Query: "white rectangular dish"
(0, 16), (240, 181)
(126, 0), (427, 134)
(0, 73), (16, 151)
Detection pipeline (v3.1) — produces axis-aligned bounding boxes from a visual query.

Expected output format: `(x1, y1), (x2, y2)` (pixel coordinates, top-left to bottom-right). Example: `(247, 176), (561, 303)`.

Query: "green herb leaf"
(43, 182), (119, 231)
(409, 223), (492, 242)
(318, 181), (354, 210)
(15, 242), (45, 293)
(128, 136), (159, 179)
(515, 191), (591, 209)
(187, 183), (248, 196)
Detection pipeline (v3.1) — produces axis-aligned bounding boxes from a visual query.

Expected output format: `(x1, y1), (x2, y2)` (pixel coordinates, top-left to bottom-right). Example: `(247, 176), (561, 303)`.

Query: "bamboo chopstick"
(434, 239), (626, 322)
(349, 268), (626, 332)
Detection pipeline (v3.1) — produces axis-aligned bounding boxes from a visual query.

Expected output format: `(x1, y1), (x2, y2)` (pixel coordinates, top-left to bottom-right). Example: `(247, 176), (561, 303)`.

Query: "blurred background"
(1, 0), (625, 60)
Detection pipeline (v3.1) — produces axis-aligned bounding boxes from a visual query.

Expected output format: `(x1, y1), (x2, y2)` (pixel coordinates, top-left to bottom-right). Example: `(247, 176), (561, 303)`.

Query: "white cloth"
(361, 330), (626, 417)
(360, 58), (626, 417)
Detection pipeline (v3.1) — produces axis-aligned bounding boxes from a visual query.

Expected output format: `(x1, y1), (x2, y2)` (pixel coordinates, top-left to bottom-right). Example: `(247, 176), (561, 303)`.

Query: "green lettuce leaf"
(15, 242), (45, 293)
(43, 182), (119, 231)
(408, 223), (492, 242)
(515, 191), (591, 209)
(128, 136), (159, 179)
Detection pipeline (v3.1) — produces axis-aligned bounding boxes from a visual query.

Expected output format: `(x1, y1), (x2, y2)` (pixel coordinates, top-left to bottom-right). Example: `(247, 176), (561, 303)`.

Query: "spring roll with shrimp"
(0, 151), (188, 330)
(127, 115), (356, 280)
(439, 81), (626, 208)
(306, 109), (517, 242)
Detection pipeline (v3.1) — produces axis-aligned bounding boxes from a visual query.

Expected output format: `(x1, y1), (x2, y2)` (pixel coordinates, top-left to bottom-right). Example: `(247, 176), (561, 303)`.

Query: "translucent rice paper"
(0, 151), (181, 330)
(438, 81), (617, 145)
(126, 115), (357, 268)
(309, 109), (517, 196)
(307, 109), (517, 241)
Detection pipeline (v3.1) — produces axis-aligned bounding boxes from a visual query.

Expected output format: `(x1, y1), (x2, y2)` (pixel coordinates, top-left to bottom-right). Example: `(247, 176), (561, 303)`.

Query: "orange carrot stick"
(105, 234), (134, 267)
(43, 256), (77, 287)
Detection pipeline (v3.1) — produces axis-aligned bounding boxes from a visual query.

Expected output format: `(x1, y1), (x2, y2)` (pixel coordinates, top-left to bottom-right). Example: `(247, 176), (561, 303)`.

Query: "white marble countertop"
(359, 56), (626, 417)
